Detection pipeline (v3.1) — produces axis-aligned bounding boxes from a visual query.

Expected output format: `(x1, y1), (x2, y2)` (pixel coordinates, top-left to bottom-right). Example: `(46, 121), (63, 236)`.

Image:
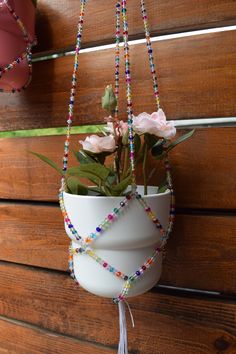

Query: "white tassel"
(118, 301), (128, 354)
(118, 301), (135, 354)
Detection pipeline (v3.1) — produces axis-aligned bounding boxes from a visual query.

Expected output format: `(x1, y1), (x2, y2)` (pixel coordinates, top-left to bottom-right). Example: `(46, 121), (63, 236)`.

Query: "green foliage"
(157, 180), (169, 193)
(151, 139), (166, 158)
(108, 174), (132, 196)
(151, 130), (195, 160)
(72, 163), (111, 181)
(144, 133), (159, 149)
(29, 151), (62, 174)
(66, 176), (88, 195)
(166, 129), (195, 153)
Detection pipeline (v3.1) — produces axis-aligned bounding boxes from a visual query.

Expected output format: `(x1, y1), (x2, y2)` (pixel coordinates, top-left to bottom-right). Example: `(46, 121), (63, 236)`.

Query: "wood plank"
(0, 203), (236, 294)
(0, 317), (115, 354)
(1, 31), (236, 131)
(35, 0), (236, 53)
(0, 128), (235, 209)
(0, 262), (236, 354)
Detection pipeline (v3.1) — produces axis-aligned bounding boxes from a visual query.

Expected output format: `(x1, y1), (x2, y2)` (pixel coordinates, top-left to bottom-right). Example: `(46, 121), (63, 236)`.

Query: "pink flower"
(133, 109), (176, 139)
(105, 120), (128, 137)
(79, 135), (116, 153)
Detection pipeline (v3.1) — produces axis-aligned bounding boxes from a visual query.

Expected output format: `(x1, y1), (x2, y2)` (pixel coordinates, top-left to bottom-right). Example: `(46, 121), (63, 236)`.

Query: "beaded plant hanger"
(59, 0), (175, 353)
(0, 0), (36, 92)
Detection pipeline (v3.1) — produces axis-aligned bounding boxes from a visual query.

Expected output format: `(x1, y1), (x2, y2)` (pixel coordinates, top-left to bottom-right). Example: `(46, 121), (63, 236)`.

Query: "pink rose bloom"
(133, 109), (176, 139)
(105, 120), (128, 136)
(79, 135), (116, 153)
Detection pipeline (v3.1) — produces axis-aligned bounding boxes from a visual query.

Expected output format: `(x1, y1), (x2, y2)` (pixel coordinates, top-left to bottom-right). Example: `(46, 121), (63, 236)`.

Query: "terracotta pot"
(0, 0), (36, 91)
(64, 186), (171, 299)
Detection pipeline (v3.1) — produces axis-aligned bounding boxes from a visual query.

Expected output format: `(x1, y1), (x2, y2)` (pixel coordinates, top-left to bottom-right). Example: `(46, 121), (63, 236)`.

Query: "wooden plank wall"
(0, 1), (236, 353)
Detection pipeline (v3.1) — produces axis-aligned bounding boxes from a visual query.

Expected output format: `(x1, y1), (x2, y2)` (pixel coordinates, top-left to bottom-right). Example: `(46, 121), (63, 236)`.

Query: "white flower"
(79, 135), (116, 153)
(133, 109), (176, 139)
(105, 121), (128, 137)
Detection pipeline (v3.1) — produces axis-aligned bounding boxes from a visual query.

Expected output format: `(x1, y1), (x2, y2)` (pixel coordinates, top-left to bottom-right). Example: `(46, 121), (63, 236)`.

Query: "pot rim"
(63, 185), (170, 200)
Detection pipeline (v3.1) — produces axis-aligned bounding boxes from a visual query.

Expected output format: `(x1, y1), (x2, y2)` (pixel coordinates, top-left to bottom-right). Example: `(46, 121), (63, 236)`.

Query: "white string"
(124, 300), (135, 328)
(118, 300), (135, 354)
(118, 301), (128, 354)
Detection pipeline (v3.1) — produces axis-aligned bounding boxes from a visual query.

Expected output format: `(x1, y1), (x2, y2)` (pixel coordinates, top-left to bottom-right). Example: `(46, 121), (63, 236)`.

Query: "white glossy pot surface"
(64, 186), (170, 298)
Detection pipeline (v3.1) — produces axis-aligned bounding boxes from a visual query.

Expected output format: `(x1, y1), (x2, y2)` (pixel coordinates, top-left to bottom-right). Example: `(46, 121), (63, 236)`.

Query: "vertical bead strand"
(140, 0), (160, 110)
(121, 0), (137, 191)
(164, 157), (175, 243)
(114, 0), (121, 119)
(60, 0), (87, 195)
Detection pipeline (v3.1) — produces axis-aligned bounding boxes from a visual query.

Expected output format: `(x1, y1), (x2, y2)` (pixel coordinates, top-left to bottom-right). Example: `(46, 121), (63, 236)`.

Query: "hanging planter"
(64, 186), (171, 298)
(32, 0), (194, 352)
(0, 0), (37, 92)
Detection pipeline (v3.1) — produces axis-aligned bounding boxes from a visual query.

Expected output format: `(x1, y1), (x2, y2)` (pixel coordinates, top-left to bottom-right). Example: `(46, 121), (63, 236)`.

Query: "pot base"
(72, 243), (163, 298)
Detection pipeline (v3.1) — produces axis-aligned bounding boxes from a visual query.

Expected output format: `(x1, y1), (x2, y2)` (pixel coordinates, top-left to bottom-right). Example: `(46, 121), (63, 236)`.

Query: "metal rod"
(173, 117), (236, 129)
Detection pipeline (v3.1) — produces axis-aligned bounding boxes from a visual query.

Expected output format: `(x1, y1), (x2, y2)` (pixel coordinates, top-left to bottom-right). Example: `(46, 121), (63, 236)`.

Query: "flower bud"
(102, 85), (117, 113)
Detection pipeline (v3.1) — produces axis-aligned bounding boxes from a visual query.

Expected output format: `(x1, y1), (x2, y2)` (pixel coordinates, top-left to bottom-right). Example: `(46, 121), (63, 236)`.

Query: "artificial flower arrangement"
(31, 1), (194, 352)
(33, 85), (193, 197)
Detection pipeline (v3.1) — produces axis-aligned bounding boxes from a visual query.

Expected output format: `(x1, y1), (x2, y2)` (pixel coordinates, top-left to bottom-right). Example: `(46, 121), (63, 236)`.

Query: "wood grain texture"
(35, 0), (236, 53)
(0, 262), (236, 354)
(1, 31), (236, 131)
(0, 317), (115, 354)
(0, 203), (236, 294)
(0, 128), (235, 209)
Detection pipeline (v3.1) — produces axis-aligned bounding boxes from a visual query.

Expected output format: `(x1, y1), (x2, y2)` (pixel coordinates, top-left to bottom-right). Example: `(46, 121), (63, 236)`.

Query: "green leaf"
(166, 130), (195, 153)
(109, 174), (132, 196)
(144, 133), (159, 149)
(134, 134), (141, 154)
(87, 186), (106, 196)
(30, 151), (62, 174)
(73, 150), (95, 164)
(78, 149), (113, 165)
(79, 163), (111, 181)
(151, 139), (166, 157)
(66, 176), (88, 195)
(158, 181), (168, 194)
(95, 151), (112, 165)
(67, 163), (111, 184)
(67, 167), (100, 186)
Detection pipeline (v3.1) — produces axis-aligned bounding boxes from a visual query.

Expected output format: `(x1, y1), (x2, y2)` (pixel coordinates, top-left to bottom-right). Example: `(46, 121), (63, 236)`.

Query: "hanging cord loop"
(121, 0), (137, 192)
(140, 0), (160, 110)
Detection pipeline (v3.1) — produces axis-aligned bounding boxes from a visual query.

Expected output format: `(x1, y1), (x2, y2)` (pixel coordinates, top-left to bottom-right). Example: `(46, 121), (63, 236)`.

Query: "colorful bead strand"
(59, 0), (87, 195)
(113, 246), (163, 303)
(140, 0), (160, 110)
(114, 0), (121, 119)
(121, 0), (136, 190)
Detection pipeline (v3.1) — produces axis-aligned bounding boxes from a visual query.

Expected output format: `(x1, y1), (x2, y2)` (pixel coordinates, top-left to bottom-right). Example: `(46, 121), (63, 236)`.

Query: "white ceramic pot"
(64, 186), (170, 299)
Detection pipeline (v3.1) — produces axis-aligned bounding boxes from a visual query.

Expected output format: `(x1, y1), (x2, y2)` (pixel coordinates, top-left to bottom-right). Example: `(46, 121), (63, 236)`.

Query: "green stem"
(142, 142), (148, 195)
(122, 146), (129, 179)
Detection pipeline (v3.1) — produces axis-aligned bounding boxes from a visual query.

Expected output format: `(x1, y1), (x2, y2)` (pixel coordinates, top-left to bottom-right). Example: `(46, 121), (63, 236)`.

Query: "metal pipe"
(173, 117), (236, 129)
